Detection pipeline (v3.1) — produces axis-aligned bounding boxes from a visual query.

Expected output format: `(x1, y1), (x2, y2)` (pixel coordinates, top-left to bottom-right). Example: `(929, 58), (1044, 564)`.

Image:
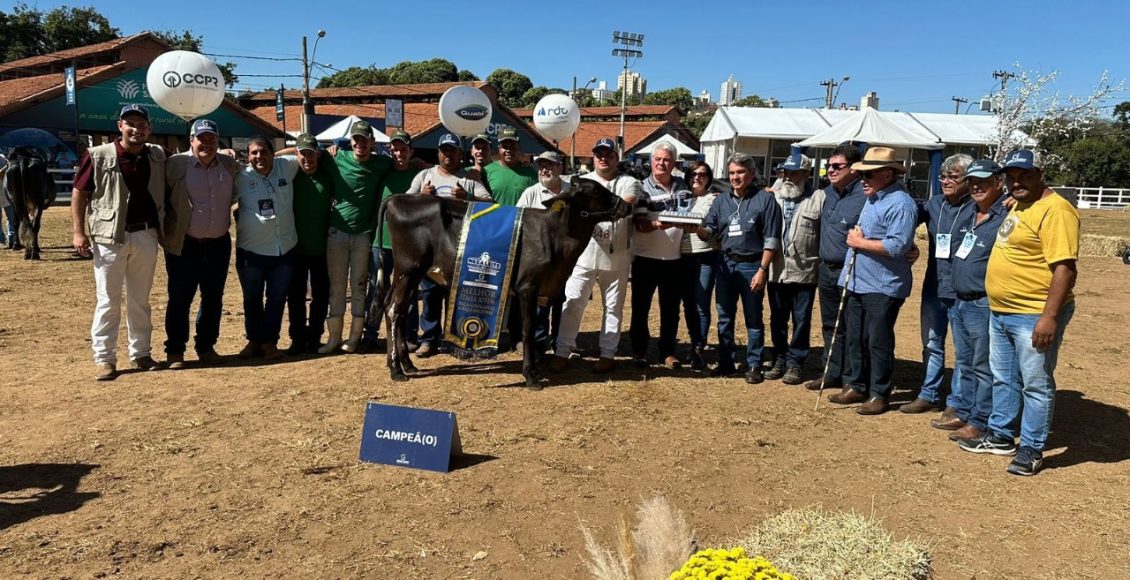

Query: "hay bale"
(736, 508), (931, 580)
(1079, 234), (1130, 258)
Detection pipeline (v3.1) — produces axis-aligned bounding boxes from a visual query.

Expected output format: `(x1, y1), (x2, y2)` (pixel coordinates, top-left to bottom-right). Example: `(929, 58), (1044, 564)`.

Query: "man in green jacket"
(286, 133), (335, 354)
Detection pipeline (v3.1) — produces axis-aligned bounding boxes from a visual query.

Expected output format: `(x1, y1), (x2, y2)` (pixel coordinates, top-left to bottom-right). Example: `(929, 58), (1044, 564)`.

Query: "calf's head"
(541, 177), (633, 223)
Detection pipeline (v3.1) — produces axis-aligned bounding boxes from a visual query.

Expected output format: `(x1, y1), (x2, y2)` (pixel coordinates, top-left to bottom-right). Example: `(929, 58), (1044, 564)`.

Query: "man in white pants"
(549, 137), (640, 374)
(71, 104), (166, 380)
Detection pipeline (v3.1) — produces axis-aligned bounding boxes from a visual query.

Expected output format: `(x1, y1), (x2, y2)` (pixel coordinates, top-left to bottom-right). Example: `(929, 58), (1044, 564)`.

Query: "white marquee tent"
(797, 107), (943, 149)
(314, 115), (390, 143)
(634, 134), (700, 157)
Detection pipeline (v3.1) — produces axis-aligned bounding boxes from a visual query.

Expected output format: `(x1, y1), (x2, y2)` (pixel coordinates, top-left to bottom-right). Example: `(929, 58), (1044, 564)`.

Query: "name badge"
(728, 218), (743, 237)
(934, 233), (951, 259)
(955, 233), (977, 259)
(258, 198), (276, 218)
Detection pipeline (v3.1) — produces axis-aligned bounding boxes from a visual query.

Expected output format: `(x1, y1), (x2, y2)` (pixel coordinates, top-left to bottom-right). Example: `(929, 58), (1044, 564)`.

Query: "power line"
(203, 52), (301, 62)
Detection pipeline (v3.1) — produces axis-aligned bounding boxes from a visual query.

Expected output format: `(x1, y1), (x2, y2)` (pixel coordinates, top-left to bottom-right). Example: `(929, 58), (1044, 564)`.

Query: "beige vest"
(86, 142), (166, 245)
(769, 188), (825, 284)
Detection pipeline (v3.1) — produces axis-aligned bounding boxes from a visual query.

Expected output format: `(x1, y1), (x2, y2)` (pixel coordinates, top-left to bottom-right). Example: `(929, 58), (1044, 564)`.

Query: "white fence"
(1061, 186), (1130, 210)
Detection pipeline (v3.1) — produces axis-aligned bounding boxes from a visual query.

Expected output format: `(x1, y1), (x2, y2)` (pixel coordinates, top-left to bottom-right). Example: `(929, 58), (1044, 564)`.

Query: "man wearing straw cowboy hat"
(827, 146), (918, 415)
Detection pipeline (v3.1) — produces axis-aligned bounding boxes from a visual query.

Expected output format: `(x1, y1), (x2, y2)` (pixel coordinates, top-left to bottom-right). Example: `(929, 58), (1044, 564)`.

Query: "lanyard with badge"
(934, 201), (961, 259)
(727, 194), (749, 238)
(955, 201), (982, 260)
(258, 176), (277, 219)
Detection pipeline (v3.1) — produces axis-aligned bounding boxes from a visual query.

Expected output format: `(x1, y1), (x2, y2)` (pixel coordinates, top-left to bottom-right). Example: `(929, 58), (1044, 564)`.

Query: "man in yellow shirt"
(958, 149), (1079, 477)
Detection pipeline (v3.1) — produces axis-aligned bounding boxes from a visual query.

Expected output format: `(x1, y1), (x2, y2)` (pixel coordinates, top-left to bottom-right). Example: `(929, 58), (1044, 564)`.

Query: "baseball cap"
(780, 153), (812, 172)
(119, 104), (149, 120)
(349, 120), (373, 139)
(470, 133), (491, 145)
(295, 133), (318, 152)
(389, 130), (411, 145)
(497, 127), (519, 143)
(191, 119), (218, 137)
(964, 158), (1003, 180)
(593, 137), (616, 152)
(1001, 149), (1040, 171)
(438, 133), (461, 148)
(534, 151), (563, 165)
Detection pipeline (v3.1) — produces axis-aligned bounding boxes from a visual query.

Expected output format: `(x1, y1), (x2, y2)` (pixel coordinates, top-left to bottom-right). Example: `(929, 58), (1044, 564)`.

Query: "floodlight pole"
(612, 31), (644, 157)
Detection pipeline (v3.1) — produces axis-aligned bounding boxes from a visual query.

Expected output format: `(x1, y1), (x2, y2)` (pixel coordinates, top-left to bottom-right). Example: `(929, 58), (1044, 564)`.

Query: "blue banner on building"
(64, 66), (76, 106)
(444, 202), (523, 358)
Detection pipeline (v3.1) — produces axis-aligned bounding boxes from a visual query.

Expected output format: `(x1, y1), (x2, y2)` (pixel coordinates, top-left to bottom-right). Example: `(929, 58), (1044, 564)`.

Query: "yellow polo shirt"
(986, 191), (1079, 314)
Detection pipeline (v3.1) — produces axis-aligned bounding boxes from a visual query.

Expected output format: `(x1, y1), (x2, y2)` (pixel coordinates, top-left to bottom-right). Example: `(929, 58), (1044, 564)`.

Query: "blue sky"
(18, 0), (1130, 114)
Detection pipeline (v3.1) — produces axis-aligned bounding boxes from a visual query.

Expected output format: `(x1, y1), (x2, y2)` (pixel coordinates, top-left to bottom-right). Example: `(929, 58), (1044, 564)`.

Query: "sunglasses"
(593, 149), (616, 158)
(690, 172), (711, 179)
(826, 163), (848, 171)
(860, 170), (885, 179)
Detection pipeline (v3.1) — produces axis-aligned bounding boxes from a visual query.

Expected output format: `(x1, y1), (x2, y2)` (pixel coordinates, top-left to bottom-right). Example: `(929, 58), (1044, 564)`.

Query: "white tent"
(314, 115), (390, 143)
(797, 107), (943, 149)
(634, 134), (699, 157)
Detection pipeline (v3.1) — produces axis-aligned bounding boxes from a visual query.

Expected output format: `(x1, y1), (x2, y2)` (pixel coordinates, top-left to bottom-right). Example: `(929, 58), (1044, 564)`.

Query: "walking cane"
(814, 251), (857, 411)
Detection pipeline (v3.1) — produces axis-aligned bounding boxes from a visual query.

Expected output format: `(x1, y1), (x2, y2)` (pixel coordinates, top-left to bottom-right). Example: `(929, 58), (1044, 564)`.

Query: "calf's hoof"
(525, 377), (544, 390)
(390, 370), (409, 382)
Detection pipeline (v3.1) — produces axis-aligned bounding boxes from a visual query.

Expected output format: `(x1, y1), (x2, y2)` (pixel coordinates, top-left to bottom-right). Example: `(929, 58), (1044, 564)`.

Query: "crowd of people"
(70, 104), (1079, 476)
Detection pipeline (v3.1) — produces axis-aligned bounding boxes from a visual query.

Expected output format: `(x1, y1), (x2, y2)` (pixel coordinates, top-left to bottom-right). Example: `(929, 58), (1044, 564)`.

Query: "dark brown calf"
(378, 177), (632, 388)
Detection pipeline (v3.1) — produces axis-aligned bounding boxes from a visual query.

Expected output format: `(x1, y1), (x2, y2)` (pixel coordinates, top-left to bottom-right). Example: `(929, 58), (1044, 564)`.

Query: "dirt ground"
(1, 207), (1128, 579)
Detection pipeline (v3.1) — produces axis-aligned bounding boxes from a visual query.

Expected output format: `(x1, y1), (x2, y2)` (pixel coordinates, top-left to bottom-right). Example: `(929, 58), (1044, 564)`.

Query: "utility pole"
(570, 75), (596, 172)
(612, 31), (644, 156)
(820, 76), (850, 109)
(301, 29), (326, 134)
(992, 70), (1015, 95)
(951, 96), (968, 114)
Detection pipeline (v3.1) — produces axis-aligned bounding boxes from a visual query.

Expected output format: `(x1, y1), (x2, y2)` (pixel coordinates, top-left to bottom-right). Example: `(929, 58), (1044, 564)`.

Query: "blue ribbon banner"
(444, 202), (523, 358)
(358, 402), (463, 473)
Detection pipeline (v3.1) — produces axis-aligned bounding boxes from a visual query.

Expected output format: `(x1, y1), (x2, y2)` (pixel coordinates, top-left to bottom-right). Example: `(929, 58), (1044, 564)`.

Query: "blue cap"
(118, 104), (149, 120)
(438, 133), (461, 148)
(1001, 149), (1040, 171)
(965, 158), (1003, 179)
(593, 137), (616, 152)
(191, 119), (218, 137)
(780, 153), (811, 172)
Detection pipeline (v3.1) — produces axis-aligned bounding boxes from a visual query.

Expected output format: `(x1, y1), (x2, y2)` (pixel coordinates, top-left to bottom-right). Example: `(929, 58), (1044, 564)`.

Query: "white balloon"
(438, 86), (492, 137)
(532, 94), (580, 141)
(146, 51), (225, 121)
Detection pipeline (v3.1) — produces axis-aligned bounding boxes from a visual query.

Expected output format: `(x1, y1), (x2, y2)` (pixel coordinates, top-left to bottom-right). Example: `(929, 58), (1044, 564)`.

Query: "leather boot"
(318, 317), (344, 354)
(341, 316), (365, 353)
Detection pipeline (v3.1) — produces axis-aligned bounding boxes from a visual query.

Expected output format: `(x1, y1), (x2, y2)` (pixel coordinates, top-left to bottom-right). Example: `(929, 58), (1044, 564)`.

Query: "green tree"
(486, 68), (533, 108)
(387, 58), (458, 84)
(151, 29), (238, 87)
(683, 111), (713, 139)
(0, 3), (119, 62)
(642, 87), (693, 112)
(317, 65), (390, 88)
(1113, 101), (1130, 129)
(732, 95), (770, 107)
(457, 69), (479, 82)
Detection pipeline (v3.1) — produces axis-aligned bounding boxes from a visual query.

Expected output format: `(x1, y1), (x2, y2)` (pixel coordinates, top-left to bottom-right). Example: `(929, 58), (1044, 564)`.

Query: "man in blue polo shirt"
(696, 152), (782, 383)
(945, 159), (1008, 442)
(828, 146), (918, 415)
(903, 154), (972, 418)
(804, 143), (868, 392)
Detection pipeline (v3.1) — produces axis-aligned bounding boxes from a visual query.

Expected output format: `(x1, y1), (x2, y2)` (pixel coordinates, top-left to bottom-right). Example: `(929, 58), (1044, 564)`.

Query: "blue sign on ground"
(358, 403), (462, 472)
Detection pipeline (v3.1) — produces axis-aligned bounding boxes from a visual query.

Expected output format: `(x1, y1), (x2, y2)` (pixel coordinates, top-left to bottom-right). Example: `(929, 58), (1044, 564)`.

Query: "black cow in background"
(377, 177), (633, 388)
(3, 146), (56, 260)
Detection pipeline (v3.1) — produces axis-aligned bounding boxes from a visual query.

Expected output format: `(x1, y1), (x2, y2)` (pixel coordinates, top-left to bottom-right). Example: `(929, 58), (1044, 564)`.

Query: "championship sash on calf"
(444, 202), (524, 358)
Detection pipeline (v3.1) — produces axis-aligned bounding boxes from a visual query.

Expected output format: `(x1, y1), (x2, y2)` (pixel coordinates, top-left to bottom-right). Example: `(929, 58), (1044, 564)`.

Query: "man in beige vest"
(71, 105), (167, 380)
(765, 153), (824, 385)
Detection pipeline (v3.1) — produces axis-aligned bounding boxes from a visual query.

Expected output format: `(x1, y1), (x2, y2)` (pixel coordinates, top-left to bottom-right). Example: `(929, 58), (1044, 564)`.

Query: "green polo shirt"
(374, 166), (422, 250)
(482, 160), (537, 206)
(292, 159), (335, 256)
(329, 150), (392, 234)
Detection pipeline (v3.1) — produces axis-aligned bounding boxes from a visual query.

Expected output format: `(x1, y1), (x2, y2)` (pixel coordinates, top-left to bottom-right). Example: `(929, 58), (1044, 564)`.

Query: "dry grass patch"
(736, 508), (931, 580)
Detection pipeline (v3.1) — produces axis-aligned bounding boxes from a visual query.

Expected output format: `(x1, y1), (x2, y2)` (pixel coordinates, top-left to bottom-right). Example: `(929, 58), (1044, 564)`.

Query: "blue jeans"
(236, 248), (295, 344)
(950, 297), (993, 429)
(364, 247), (419, 343)
(2, 205), (17, 243)
(987, 303), (1075, 452)
(681, 251), (717, 347)
(767, 282), (816, 369)
(164, 234), (231, 355)
(714, 258), (765, 370)
(919, 293), (961, 405)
